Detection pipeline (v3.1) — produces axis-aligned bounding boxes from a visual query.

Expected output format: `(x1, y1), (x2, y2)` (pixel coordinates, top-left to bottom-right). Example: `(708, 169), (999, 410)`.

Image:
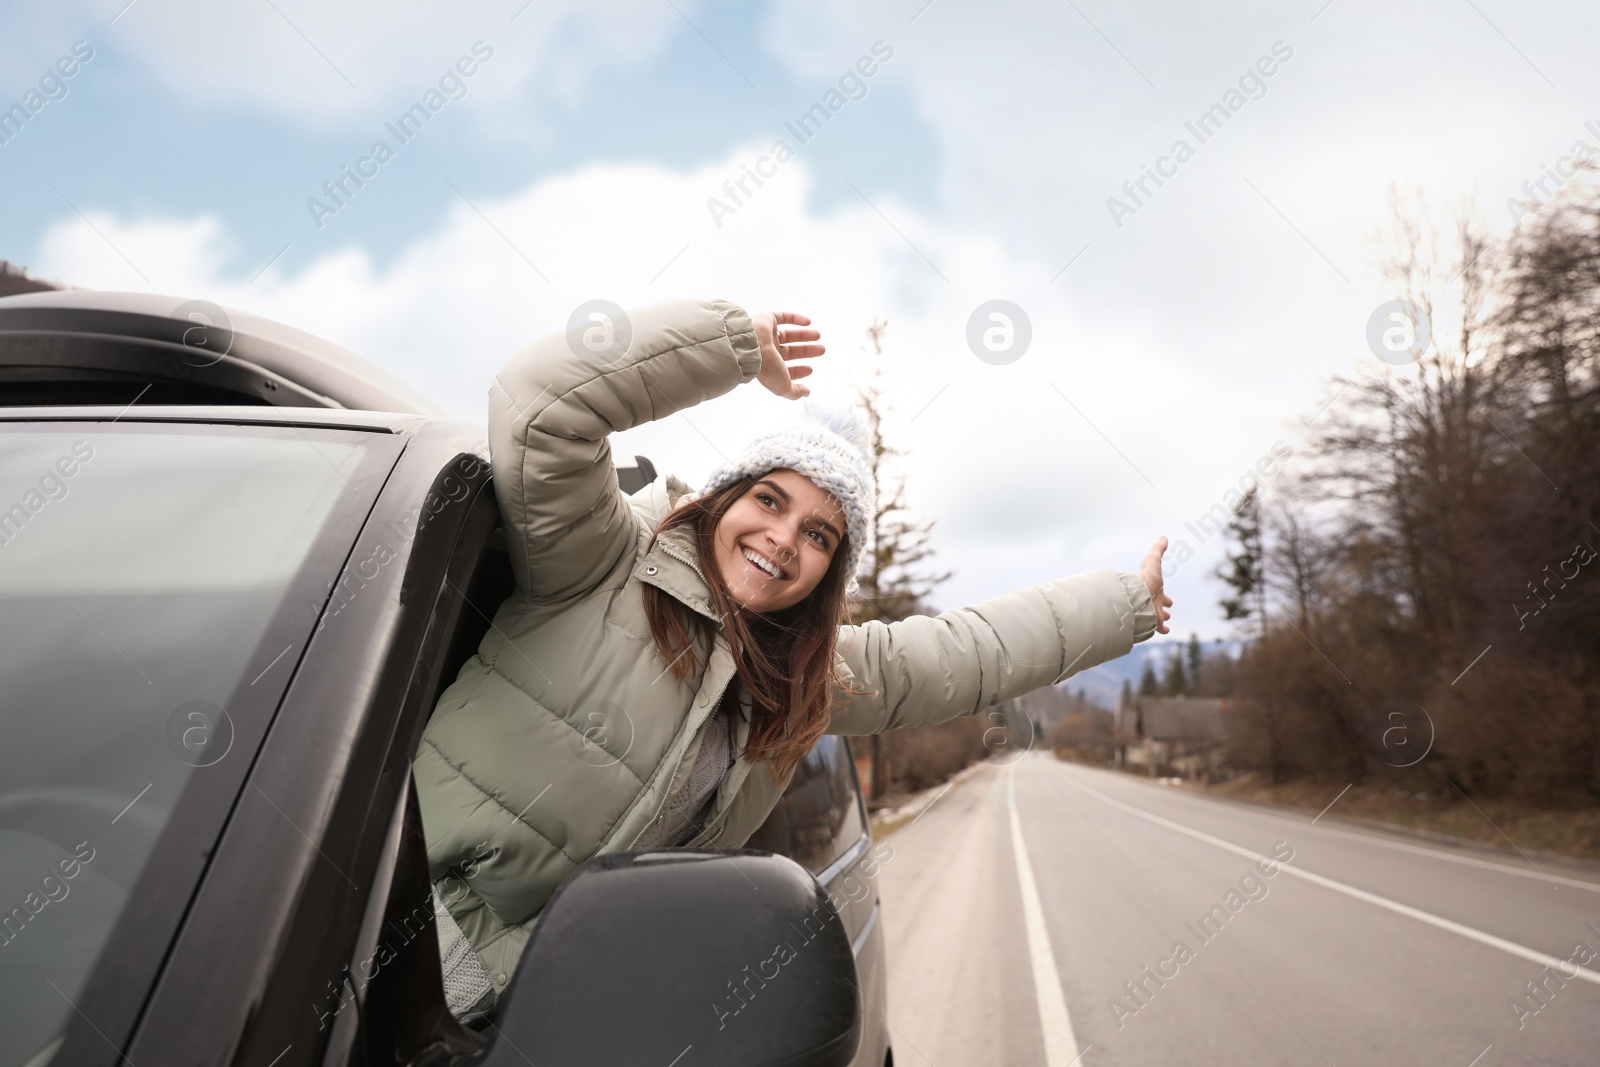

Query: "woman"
(413, 298), (1172, 1020)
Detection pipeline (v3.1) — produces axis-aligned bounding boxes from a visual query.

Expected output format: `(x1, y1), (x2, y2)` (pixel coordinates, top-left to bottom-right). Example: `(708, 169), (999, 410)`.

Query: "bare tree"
(1221, 182), (1600, 800)
(850, 318), (952, 626)
(848, 318), (955, 799)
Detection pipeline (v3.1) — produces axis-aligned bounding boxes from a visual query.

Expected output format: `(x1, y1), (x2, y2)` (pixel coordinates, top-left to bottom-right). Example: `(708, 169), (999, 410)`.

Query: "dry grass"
(1183, 773), (1600, 862)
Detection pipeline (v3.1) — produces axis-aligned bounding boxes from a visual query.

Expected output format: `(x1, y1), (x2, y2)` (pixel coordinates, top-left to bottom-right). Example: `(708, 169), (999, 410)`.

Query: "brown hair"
(641, 473), (869, 781)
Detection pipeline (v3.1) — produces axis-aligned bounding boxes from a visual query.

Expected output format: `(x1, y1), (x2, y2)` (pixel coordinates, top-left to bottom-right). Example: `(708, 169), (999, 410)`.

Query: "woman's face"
(712, 469), (846, 613)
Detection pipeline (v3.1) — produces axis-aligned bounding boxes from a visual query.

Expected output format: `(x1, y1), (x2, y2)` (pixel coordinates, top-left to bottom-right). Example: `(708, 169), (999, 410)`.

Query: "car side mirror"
(475, 848), (861, 1067)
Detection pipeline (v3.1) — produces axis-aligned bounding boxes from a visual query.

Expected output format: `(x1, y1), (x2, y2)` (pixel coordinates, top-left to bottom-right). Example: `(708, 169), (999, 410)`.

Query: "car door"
(3, 415), (407, 1067)
(746, 736), (891, 1067)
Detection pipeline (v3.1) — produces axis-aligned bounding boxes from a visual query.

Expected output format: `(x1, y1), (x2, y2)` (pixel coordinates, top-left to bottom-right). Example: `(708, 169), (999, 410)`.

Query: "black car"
(0, 291), (893, 1067)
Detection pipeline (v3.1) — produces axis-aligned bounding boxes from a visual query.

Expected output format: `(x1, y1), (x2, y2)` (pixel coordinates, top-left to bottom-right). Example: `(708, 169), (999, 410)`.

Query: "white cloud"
(35, 143), (1330, 630)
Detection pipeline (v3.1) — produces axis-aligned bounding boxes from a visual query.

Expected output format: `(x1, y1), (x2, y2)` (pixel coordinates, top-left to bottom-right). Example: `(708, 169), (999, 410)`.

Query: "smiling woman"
(412, 297), (1171, 1021)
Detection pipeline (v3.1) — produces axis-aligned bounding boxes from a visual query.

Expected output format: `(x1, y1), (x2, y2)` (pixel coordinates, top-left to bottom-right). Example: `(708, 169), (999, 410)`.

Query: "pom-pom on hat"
(700, 403), (876, 595)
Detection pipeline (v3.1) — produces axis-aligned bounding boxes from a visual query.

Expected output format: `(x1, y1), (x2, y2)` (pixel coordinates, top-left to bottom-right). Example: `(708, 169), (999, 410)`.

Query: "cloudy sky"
(4, 0), (1597, 637)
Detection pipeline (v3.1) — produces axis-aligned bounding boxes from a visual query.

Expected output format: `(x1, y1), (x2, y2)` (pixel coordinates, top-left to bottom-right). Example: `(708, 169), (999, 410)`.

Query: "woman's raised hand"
(1139, 536), (1174, 635)
(752, 311), (824, 400)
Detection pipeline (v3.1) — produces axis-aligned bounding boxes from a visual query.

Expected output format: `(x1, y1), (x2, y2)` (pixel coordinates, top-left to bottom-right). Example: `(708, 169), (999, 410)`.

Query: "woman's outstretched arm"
(488, 299), (819, 602)
(826, 539), (1172, 735)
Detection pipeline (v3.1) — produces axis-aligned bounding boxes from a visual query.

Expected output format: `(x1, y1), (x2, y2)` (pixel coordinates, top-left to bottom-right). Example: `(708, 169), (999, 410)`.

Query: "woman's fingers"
(1136, 536), (1172, 634)
(777, 329), (824, 360)
(1143, 535), (1169, 570)
(753, 310), (825, 399)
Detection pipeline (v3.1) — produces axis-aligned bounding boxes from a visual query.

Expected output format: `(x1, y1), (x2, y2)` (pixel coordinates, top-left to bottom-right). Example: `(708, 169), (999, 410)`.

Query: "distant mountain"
(0, 260), (59, 298)
(1064, 637), (1241, 709)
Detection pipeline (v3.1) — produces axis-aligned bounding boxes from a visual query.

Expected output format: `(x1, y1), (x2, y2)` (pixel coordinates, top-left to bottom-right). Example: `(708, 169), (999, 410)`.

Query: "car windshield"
(0, 423), (381, 1065)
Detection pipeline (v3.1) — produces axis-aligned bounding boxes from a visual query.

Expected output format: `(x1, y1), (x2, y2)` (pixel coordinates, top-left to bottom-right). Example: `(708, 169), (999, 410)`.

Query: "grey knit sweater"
(632, 696), (737, 849)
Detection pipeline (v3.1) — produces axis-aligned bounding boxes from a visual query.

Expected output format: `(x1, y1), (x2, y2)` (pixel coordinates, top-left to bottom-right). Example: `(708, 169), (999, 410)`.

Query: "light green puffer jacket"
(412, 297), (1157, 990)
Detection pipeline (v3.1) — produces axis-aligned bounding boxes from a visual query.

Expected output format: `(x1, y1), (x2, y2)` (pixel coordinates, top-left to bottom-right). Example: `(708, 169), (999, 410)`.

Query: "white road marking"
(1136, 774), (1600, 893)
(1063, 769), (1600, 987)
(1007, 765), (1085, 1067)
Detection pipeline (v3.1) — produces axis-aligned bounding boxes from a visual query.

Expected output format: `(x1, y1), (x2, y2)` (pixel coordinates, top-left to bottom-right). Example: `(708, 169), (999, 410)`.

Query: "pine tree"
(1163, 647), (1189, 696)
(1186, 632), (1203, 690)
(1138, 661), (1159, 696)
(1217, 487), (1267, 635)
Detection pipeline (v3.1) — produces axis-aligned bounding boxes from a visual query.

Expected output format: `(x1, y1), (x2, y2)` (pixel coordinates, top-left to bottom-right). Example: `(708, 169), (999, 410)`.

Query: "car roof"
(0, 289), (453, 416)
(0, 402), (485, 439)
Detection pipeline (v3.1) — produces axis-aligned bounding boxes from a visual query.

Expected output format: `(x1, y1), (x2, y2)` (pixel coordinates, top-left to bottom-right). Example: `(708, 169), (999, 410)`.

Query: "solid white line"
(1007, 765), (1083, 1067)
(1063, 770), (1600, 987)
(1122, 772), (1600, 893)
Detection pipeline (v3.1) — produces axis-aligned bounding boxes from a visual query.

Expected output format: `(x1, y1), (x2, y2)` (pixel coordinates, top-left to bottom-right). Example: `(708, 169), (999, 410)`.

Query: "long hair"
(641, 474), (871, 781)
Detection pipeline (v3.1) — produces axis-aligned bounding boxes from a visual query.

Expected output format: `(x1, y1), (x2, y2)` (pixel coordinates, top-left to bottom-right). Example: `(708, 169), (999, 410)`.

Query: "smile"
(741, 546), (785, 581)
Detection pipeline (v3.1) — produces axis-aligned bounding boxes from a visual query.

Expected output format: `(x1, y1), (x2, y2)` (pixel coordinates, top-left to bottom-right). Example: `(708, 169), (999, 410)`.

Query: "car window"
(753, 735), (866, 875)
(0, 424), (386, 1067)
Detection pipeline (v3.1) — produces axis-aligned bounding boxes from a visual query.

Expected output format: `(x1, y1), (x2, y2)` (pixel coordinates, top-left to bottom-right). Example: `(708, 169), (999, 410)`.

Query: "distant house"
(1113, 694), (1231, 780)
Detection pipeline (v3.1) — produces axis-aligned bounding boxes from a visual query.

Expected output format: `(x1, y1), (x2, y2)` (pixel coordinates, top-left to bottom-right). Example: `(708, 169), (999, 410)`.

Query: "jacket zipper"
(634, 538), (746, 849)
(609, 541), (725, 851)
(657, 539), (708, 585)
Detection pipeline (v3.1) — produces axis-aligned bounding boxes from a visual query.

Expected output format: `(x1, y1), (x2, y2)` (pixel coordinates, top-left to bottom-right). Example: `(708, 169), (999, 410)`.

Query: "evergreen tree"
(1163, 647), (1189, 695)
(1186, 632), (1203, 689)
(1138, 660), (1159, 696)
(1217, 487), (1266, 635)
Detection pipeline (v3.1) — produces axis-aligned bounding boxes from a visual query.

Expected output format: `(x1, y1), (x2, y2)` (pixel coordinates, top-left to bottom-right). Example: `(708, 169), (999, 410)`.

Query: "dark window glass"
(754, 735), (866, 875)
(0, 426), (377, 1067)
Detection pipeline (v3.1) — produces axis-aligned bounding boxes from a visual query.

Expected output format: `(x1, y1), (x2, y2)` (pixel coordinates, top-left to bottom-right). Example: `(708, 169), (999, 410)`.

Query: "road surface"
(874, 753), (1600, 1066)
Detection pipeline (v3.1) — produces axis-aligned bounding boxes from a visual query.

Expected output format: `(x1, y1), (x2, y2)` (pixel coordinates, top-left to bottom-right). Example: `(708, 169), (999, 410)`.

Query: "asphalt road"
(874, 753), (1600, 1067)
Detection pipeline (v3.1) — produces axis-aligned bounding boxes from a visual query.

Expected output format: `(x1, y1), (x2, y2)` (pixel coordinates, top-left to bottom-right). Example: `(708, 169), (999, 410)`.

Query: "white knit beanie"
(700, 404), (876, 595)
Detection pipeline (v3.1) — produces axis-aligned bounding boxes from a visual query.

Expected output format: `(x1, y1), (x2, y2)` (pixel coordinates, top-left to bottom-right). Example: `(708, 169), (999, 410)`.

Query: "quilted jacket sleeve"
(826, 568), (1156, 735)
(488, 298), (762, 602)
